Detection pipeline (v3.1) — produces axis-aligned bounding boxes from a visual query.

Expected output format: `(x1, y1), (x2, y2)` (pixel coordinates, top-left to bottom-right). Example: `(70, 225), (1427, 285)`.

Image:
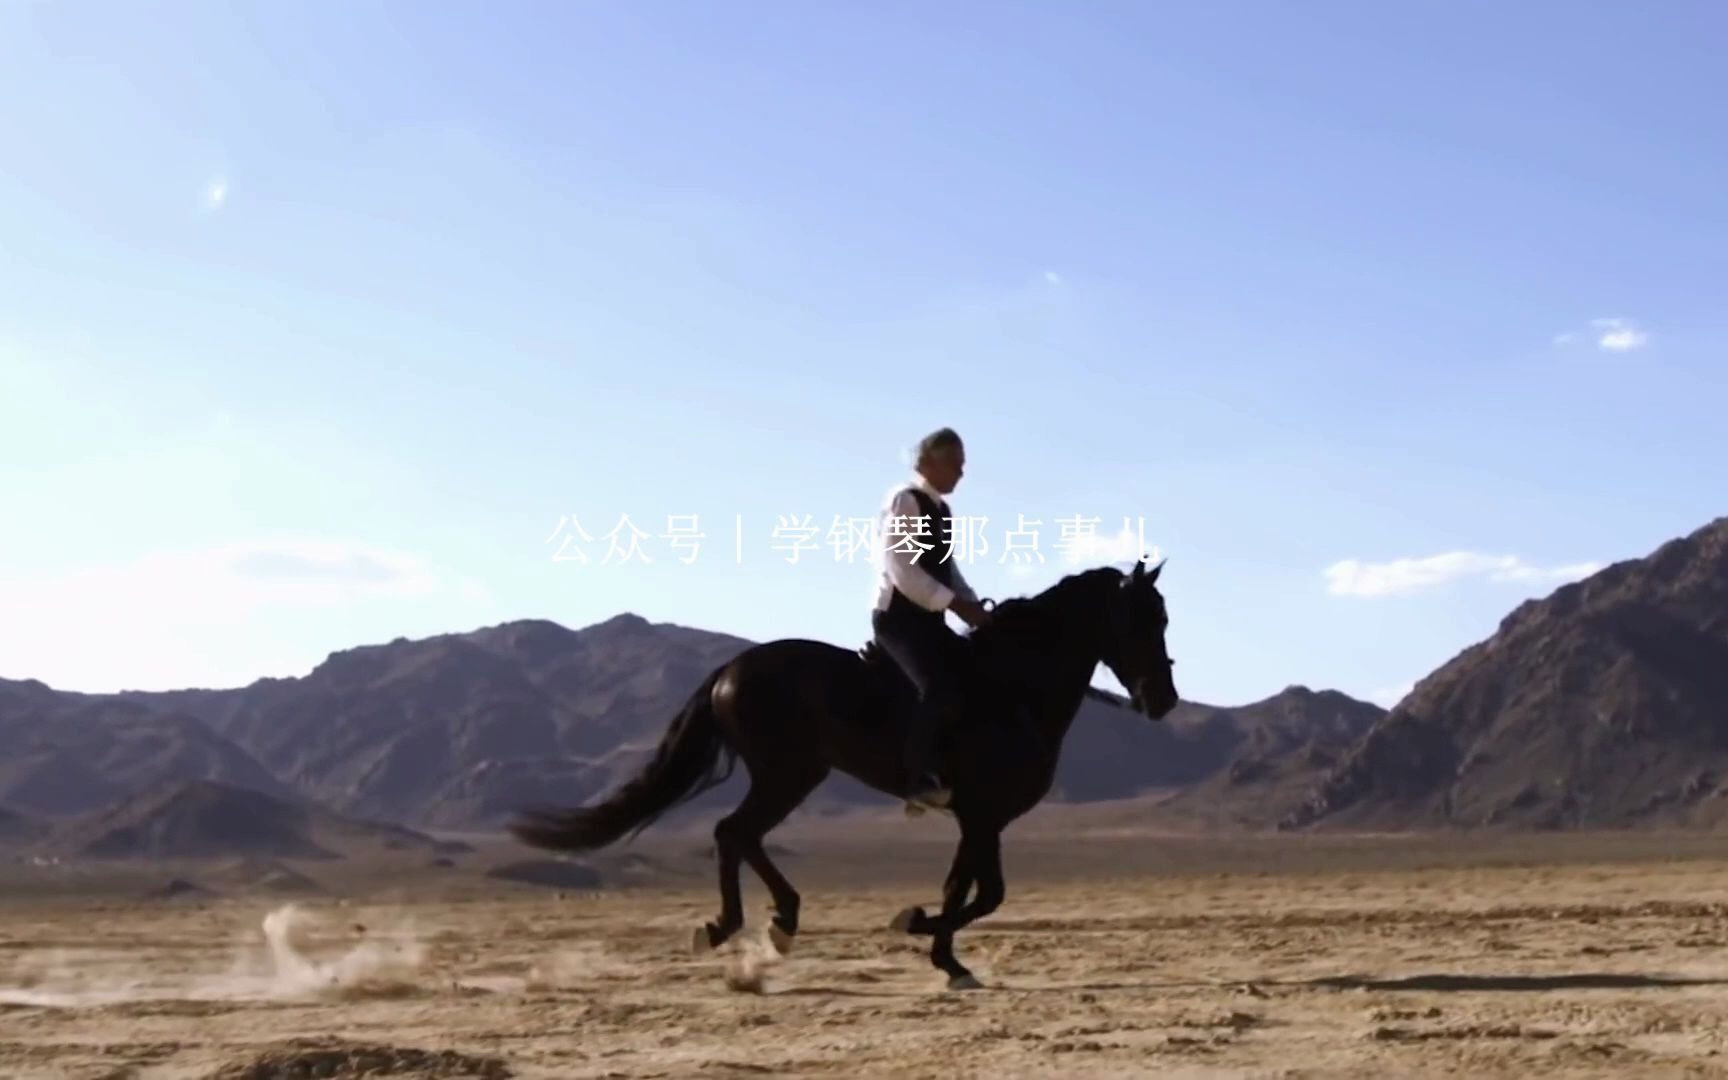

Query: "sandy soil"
(5, 832), (1728, 1078)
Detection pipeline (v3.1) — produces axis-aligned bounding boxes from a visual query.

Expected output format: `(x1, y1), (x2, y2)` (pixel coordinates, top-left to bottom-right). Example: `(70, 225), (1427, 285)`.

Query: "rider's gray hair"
(915, 427), (963, 463)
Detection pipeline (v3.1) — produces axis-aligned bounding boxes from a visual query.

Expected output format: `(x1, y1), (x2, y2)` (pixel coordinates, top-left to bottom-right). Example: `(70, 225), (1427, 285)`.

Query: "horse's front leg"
(932, 830), (1003, 987)
(891, 829), (1002, 989)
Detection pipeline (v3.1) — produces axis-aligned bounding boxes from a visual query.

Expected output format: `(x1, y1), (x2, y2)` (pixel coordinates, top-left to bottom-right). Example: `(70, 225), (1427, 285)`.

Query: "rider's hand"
(952, 598), (990, 628)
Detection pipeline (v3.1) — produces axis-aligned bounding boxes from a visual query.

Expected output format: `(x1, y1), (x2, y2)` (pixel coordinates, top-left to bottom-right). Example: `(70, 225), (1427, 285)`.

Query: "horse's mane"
(967, 565), (1123, 651)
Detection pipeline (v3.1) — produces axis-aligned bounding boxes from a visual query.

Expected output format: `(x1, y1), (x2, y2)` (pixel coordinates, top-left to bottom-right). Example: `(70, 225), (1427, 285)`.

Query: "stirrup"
(903, 780), (952, 815)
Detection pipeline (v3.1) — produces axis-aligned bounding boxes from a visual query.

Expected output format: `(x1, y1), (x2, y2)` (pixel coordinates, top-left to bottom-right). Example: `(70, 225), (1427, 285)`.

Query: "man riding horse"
(871, 427), (992, 812)
(510, 429), (1180, 989)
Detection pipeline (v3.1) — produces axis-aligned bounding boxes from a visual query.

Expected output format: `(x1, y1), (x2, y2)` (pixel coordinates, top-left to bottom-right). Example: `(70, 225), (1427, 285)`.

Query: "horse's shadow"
(1304, 972), (1728, 993)
(767, 985), (903, 999)
(766, 971), (1728, 997)
(1032, 971), (1728, 995)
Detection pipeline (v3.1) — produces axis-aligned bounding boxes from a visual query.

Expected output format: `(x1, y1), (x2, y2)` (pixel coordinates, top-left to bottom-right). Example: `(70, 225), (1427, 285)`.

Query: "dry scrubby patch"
(205, 1038), (510, 1079)
(1369, 1023), (1561, 1041)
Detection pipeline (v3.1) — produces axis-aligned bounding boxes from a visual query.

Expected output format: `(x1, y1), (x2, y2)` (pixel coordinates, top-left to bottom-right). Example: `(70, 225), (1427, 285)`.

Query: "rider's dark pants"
(872, 600), (966, 791)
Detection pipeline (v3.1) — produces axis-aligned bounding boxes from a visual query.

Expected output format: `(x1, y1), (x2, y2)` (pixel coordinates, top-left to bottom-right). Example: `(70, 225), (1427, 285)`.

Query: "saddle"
(856, 639), (916, 700)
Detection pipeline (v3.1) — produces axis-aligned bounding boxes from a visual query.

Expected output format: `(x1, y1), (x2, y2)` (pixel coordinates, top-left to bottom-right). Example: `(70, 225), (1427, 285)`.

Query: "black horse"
(509, 558), (1178, 990)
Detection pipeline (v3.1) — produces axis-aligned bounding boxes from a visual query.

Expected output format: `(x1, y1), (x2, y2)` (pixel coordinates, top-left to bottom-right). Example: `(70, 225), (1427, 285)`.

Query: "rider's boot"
(904, 699), (953, 813)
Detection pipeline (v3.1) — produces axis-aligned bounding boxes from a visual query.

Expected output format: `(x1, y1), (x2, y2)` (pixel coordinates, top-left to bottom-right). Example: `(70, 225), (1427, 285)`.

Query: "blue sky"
(2, 2), (1724, 708)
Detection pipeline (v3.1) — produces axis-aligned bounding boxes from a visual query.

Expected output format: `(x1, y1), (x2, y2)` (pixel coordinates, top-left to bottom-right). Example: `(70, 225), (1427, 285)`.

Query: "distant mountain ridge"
(1143, 687), (1390, 829)
(0, 685), (289, 817)
(11, 518), (1725, 839)
(30, 779), (462, 861)
(0, 610), (1384, 833)
(126, 614), (753, 825)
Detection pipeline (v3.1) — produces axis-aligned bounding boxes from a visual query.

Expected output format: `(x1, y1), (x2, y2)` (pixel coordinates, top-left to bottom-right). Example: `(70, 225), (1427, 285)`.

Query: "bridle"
(1095, 568), (1175, 710)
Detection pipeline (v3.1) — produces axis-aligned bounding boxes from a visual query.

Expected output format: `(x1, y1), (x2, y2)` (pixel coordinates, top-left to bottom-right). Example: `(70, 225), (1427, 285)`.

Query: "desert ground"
(6, 823), (1728, 1078)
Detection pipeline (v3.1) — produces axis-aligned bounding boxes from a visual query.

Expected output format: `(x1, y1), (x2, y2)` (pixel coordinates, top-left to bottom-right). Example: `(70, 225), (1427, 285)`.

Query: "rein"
(1084, 685), (1134, 710)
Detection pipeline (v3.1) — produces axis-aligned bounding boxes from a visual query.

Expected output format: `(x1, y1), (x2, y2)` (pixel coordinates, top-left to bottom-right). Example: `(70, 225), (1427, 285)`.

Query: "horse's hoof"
(889, 906), (923, 934)
(768, 923), (795, 956)
(691, 924), (719, 954)
(948, 974), (985, 992)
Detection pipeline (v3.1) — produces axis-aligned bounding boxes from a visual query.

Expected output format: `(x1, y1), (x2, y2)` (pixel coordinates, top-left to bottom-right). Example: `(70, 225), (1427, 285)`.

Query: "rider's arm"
(947, 558), (979, 605)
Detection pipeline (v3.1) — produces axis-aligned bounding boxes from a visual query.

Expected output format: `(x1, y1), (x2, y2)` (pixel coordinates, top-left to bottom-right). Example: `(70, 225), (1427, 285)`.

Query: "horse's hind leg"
(742, 836), (802, 955)
(697, 767), (825, 954)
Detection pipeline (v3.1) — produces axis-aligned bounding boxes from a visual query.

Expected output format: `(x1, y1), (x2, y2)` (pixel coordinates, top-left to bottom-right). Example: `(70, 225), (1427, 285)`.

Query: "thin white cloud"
(1324, 552), (1603, 597)
(1043, 270), (1063, 286)
(204, 176), (228, 210)
(1590, 317), (1647, 352)
(1555, 316), (1649, 352)
(225, 539), (438, 594)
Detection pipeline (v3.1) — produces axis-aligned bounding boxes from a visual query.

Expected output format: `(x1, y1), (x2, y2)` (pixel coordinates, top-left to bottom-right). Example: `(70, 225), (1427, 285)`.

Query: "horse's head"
(1100, 558), (1179, 720)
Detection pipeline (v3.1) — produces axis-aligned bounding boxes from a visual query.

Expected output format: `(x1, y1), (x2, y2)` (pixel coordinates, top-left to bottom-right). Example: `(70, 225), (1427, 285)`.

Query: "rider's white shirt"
(873, 475), (979, 614)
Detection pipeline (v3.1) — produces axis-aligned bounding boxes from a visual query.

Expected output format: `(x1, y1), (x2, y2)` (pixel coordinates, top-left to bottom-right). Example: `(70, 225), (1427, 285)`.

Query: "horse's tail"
(508, 665), (737, 853)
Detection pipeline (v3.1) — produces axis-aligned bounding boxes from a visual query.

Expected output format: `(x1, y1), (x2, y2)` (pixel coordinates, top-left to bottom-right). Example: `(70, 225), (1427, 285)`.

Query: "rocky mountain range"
(1282, 515), (1728, 831)
(0, 612), (1381, 836)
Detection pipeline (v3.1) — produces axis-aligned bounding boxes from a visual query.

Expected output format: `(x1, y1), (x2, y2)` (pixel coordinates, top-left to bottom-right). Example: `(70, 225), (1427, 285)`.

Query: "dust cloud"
(721, 927), (786, 994)
(0, 902), (426, 1006)
(523, 940), (639, 989)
